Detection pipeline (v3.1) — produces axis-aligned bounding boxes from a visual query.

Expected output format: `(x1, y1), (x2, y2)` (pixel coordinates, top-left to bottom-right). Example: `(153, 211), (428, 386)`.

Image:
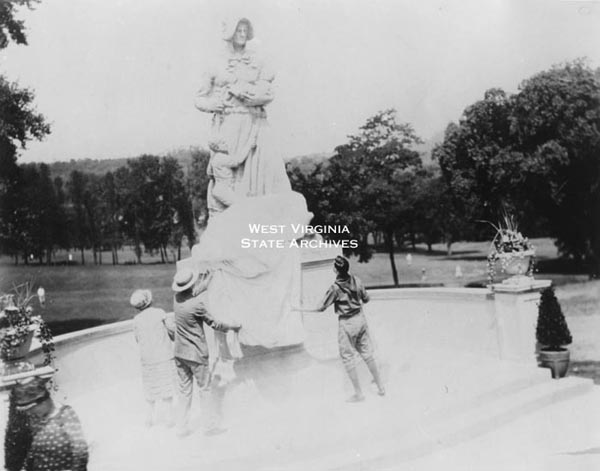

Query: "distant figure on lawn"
(297, 256), (385, 402)
(130, 289), (176, 427)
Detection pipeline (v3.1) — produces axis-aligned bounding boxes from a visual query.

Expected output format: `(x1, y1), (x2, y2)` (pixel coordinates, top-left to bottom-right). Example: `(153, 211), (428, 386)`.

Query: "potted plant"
(536, 286), (572, 379)
(0, 282), (55, 377)
(485, 214), (535, 285)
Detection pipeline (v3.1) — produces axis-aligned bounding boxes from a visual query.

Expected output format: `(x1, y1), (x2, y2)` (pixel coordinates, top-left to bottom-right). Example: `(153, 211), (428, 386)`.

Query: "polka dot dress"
(25, 405), (89, 471)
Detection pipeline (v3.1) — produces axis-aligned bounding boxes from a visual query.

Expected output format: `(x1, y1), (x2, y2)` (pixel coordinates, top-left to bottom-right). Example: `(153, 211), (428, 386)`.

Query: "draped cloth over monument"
(192, 193), (311, 348)
(192, 20), (312, 350)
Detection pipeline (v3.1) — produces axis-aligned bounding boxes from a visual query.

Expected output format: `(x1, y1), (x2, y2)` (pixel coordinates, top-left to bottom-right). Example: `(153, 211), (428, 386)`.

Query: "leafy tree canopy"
(435, 60), (600, 274)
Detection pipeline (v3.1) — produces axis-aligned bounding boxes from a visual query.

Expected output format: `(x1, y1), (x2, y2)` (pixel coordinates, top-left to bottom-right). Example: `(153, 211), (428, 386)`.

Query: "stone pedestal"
(492, 278), (552, 364)
(175, 245), (341, 349)
(299, 246), (341, 307)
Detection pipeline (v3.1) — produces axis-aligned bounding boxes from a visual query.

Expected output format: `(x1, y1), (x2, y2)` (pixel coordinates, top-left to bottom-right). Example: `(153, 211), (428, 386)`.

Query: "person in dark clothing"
(299, 256), (385, 402)
(8, 375), (89, 471)
(171, 267), (241, 437)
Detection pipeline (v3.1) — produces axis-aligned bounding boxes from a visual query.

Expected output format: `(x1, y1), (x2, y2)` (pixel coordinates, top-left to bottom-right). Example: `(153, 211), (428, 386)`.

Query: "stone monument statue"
(190, 17), (312, 351)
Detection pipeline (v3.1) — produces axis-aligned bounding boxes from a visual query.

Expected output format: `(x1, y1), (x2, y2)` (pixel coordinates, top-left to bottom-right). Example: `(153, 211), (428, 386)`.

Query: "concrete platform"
(2, 291), (598, 471)
(67, 345), (596, 471)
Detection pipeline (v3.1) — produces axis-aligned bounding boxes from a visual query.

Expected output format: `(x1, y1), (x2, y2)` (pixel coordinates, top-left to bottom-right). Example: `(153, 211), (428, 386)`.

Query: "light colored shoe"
(346, 394), (365, 403)
(176, 428), (192, 438)
(204, 427), (227, 436)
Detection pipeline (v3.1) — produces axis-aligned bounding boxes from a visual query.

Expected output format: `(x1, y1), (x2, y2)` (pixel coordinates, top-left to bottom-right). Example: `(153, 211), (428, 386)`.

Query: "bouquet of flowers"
(485, 215), (535, 284)
(0, 282), (54, 369)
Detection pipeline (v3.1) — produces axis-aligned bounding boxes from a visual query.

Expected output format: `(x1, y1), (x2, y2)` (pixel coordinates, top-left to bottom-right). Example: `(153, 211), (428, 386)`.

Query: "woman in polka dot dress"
(12, 376), (89, 471)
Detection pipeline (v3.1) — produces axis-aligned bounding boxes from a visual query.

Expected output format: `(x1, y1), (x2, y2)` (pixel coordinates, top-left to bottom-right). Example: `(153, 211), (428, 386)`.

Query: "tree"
(49, 175), (70, 256)
(156, 156), (195, 262)
(120, 157), (160, 264)
(512, 61), (600, 275)
(117, 155), (195, 263)
(536, 287), (572, 349)
(322, 109), (423, 285)
(433, 88), (525, 240)
(187, 147), (211, 229)
(82, 174), (104, 264)
(435, 61), (600, 274)
(0, 0), (50, 262)
(67, 170), (90, 264)
(37, 163), (61, 264)
(101, 171), (124, 265)
(287, 159), (329, 228)
(0, 0), (39, 49)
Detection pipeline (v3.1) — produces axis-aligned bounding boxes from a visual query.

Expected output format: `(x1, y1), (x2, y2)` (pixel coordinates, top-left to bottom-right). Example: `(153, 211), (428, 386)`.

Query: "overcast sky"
(2, 0), (600, 163)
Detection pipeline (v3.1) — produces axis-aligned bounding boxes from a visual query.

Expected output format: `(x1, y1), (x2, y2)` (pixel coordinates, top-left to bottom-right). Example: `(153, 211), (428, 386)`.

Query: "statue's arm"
(230, 62), (275, 107)
(295, 285), (337, 312)
(237, 79), (274, 106)
(194, 73), (224, 113)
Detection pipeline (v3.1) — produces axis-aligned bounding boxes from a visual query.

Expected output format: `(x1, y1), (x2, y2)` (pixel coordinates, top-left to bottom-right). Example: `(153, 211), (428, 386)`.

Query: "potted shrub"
(536, 286), (572, 379)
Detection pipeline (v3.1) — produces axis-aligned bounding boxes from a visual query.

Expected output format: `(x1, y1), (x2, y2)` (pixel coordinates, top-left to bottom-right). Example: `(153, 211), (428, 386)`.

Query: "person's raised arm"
(197, 307), (241, 333)
(191, 292), (241, 332)
(163, 311), (176, 338)
(358, 278), (370, 304)
(294, 285), (337, 313)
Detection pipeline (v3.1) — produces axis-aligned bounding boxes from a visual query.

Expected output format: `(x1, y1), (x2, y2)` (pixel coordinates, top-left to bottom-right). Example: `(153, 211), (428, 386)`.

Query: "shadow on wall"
(48, 319), (107, 336)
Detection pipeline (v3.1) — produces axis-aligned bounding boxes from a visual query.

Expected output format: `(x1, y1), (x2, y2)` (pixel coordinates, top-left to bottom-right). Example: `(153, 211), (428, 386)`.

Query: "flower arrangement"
(0, 282), (55, 371)
(485, 214), (536, 284)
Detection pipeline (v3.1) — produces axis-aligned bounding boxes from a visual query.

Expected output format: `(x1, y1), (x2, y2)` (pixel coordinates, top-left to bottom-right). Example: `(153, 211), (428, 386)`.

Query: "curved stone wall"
(25, 286), (511, 400)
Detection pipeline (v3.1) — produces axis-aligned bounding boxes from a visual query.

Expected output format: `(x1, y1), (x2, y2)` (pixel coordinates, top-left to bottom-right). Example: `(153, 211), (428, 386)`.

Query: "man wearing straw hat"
(171, 267), (241, 437)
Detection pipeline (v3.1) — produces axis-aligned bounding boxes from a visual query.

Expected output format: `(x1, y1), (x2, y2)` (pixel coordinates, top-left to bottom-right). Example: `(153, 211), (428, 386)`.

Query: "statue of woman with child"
(190, 17), (311, 352)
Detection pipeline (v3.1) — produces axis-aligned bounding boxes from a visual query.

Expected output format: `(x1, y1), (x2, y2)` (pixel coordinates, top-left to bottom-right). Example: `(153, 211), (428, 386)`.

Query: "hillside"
(45, 148), (201, 182)
(43, 137), (443, 182)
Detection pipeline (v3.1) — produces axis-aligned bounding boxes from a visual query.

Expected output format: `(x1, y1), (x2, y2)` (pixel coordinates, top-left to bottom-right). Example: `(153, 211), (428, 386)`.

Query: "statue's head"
(223, 18), (254, 47)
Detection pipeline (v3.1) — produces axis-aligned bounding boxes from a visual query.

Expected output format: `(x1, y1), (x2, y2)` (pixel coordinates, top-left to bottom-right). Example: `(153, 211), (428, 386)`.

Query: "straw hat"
(172, 268), (199, 293)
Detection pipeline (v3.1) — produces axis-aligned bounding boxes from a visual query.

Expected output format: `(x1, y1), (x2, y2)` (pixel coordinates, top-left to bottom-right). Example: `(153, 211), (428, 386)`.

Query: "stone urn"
(497, 249), (535, 278)
(538, 348), (570, 379)
(1, 328), (35, 362)
(0, 312), (37, 376)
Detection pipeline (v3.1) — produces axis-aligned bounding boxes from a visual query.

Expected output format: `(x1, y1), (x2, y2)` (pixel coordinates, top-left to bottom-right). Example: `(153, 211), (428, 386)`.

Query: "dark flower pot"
(538, 348), (570, 379)
(0, 329), (35, 361)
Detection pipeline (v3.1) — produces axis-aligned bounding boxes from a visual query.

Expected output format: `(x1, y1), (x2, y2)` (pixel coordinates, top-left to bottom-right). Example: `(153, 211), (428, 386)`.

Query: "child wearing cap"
(299, 255), (385, 402)
(130, 289), (176, 427)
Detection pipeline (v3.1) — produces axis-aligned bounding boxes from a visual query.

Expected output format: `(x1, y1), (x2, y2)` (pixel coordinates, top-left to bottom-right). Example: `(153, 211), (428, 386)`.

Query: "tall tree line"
(290, 60), (600, 281)
(0, 154), (207, 265)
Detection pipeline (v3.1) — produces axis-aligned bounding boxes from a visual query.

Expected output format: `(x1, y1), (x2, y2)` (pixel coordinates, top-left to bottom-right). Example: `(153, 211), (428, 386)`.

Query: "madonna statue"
(190, 18), (311, 352)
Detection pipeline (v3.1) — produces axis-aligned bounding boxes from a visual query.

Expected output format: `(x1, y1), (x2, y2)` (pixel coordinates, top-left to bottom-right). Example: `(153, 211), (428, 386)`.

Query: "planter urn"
(538, 348), (570, 379)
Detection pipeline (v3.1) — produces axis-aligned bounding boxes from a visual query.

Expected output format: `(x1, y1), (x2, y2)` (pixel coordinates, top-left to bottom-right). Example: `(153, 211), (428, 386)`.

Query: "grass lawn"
(0, 238), (598, 381)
